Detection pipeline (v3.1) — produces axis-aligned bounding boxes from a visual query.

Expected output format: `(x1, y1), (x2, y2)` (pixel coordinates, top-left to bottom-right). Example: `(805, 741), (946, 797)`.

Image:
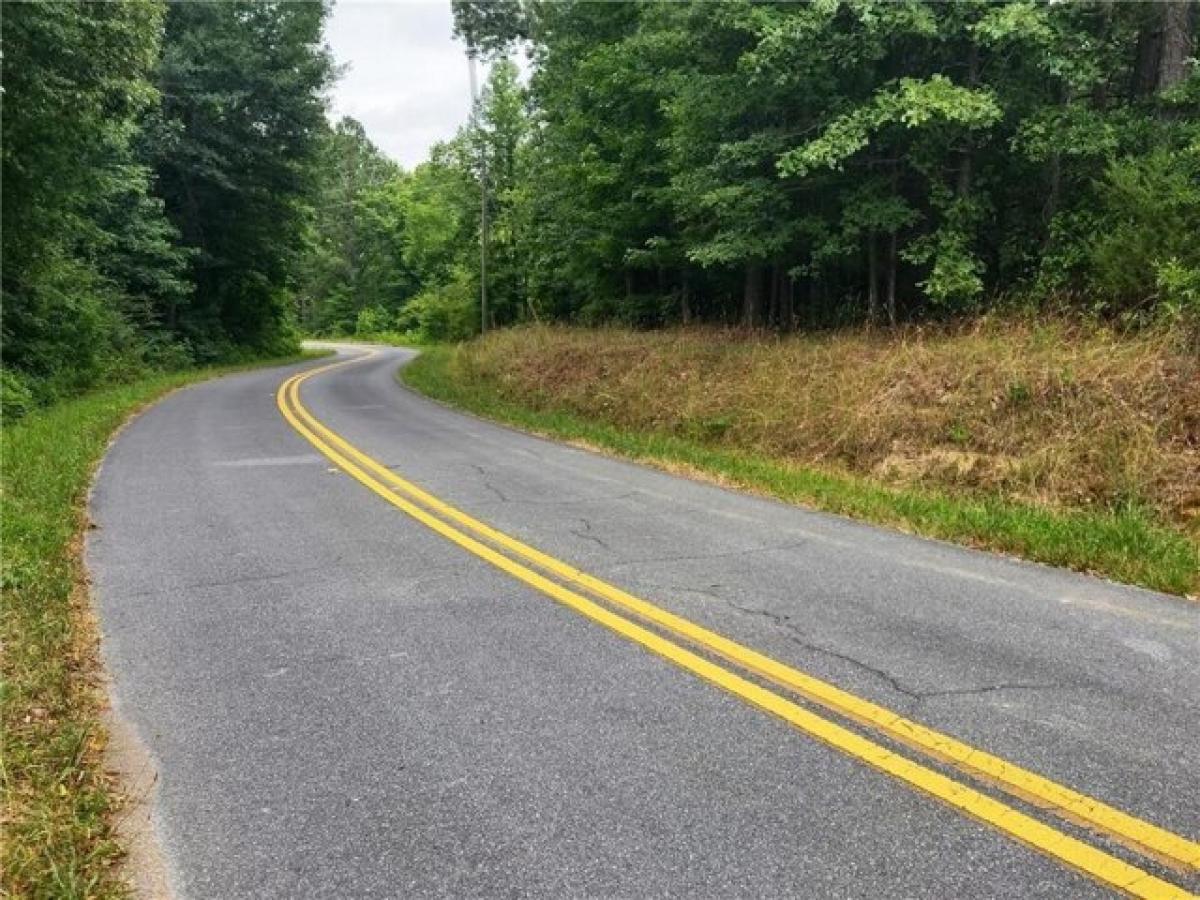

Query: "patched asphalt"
(88, 345), (1198, 898)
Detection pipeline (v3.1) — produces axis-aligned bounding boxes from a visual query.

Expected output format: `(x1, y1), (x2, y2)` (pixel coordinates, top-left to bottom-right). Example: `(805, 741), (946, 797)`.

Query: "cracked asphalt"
(88, 346), (1199, 898)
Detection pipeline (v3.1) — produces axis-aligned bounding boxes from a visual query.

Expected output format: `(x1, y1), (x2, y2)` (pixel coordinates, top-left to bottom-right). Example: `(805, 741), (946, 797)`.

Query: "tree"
(297, 118), (411, 334)
(154, 0), (333, 357)
(422, 0), (1200, 331)
(1, 0), (189, 402)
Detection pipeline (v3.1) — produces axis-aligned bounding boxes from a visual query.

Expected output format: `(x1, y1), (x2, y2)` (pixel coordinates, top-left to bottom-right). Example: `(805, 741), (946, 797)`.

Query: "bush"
(397, 268), (479, 342)
(355, 305), (391, 336)
(140, 334), (196, 371)
(0, 369), (36, 422)
(1087, 149), (1200, 319)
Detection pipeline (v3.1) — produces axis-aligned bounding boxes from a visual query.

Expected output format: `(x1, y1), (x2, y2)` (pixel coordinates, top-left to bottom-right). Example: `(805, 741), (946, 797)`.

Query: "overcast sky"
(324, 1), (478, 169)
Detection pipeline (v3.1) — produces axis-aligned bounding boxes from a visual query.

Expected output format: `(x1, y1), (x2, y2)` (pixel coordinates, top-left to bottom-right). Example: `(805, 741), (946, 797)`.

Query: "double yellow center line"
(277, 351), (1199, 899)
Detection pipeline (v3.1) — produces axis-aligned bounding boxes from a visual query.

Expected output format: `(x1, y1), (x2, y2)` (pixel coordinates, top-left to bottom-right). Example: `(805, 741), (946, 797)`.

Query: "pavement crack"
(569, 517), (613, 552)
(916, 681), (1065, 700)
(612, 541), (807, 568)
(119, 564), (333, 598)
(722, 600), (1066, 703)
(726, 600), (925, 699)
(634, 581), (726, 602)
(470, 464), (511, 503)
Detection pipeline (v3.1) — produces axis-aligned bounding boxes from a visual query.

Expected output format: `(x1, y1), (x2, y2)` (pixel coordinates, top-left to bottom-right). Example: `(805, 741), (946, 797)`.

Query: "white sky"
(324, 0), (477, 169)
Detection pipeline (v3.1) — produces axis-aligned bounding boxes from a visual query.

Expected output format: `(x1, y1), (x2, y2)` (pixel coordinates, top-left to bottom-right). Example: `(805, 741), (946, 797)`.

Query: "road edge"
(398, 346), (1198, 600)
(83, 354), (336, 898)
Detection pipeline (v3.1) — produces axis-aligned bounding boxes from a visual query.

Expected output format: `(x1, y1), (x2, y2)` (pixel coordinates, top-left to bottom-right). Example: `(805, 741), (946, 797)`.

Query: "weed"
(403, 331), (1198, 596)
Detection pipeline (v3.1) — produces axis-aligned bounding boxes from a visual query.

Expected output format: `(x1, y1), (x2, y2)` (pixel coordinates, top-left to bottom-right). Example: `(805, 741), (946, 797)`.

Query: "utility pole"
(468, 55), (489, 334)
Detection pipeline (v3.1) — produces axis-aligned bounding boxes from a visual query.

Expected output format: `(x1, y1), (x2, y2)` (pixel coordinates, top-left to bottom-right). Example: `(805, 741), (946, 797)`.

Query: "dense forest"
(1, 0), (333, 414)
(4, 1), (1198, 411)
(300, 0), (1199, 341)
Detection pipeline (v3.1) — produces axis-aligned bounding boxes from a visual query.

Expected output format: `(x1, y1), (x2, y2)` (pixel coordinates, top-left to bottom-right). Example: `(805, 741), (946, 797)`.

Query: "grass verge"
(403, 345), (1198, 597)
(1, 351), (327, 899)
(306, 330), (434, 349)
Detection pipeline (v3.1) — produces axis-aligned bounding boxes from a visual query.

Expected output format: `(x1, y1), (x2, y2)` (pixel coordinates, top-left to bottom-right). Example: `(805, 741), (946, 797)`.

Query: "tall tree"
(1, 0), (188, 401)
(154, 0), (333, 357)
(392, 0), (1196, 332)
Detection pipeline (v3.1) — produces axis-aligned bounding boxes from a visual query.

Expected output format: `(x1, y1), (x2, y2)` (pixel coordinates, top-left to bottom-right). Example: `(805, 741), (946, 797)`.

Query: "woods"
(301, 0), (1199, 341)
(1, 0), (332, 414)
(7, 1), (1195, 394)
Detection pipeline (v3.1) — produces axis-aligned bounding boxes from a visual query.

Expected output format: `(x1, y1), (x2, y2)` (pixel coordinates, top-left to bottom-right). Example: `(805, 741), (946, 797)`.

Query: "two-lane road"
(89, 345), (1199, 897)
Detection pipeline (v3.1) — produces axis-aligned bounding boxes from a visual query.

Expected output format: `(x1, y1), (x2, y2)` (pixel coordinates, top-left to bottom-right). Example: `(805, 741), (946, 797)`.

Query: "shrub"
(397, 268), (479, 342)
(1087, 149), (1200, 319)
(0, 369), (36, 422)
(355, 305), (390, 336)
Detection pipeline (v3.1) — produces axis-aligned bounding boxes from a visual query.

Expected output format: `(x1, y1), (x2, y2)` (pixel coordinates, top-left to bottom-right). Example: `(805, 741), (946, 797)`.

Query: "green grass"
(1, 351), (326, 899)
(403, 346), (1199, 597)
(306, 330), (436, 349)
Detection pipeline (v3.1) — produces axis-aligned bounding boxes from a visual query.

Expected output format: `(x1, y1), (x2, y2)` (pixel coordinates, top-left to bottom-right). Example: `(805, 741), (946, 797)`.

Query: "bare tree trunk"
(1134, 7), (1165, 96)
(680, 269), (692, 325)
(1160, 1), (1195, 91)
(886, 232), (898, 327)
(958, 41), (980, 198)
(1044, 151), (1062, 229)
(1043, 83), (1069, 232)
(866, 236), (880, 325)
(782, 271), (795, 332)
(768, 263), (782, 328)
(743, 263), (763, 328)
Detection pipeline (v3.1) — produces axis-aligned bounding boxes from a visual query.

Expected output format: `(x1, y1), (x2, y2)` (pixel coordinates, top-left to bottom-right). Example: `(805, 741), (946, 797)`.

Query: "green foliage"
(297, 118), (415, 335)
(777, 76), (1002, 178)
(299, 59), (524, 342)
(413, 0), (1200, 328)
(451, 0), (529, 57)
(1, 369), (36, 422)
(1, 1), (183, 406)
(397, 269), (481, 343)
(355, 306), (392, 337)
(1154, 258), (1200, 323)
(1086, 149), (1200, 318)
(155, 1), (332, 356)
(2, 0), (333, 413)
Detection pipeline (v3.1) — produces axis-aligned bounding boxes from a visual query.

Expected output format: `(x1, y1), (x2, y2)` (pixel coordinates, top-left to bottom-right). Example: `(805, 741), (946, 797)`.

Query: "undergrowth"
(403, 325), (1198, 597)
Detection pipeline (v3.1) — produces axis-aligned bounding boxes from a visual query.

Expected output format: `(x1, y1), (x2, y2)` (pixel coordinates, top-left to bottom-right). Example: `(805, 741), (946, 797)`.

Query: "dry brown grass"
(454, 321), (1200, 534)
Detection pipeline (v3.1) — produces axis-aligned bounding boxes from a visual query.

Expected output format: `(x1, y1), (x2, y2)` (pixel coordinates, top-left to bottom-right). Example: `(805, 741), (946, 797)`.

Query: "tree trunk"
(866, 236), (880, 325)
(680, 269), (692, 325)
(886, 232), (898, 327)
(743, 263), (763, 328)
(768, 262), (782, 328)
(958, 41), (980, 198)
(1044, 151), (1062, 229)
(1134, 7), (1165, 96)
(1043, 83), (1069, 231)
(782, 271), (795, 332)
(1159, 1), (1195, 91)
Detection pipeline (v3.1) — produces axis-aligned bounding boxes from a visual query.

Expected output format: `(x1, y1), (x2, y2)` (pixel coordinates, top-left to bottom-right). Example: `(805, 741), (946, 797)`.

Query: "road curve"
(88, 344), (1199, 898)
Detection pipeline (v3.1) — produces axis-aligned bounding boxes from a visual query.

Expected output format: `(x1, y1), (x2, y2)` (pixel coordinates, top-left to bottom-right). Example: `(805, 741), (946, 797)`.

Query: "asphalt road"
(88, 345), (1199, 898)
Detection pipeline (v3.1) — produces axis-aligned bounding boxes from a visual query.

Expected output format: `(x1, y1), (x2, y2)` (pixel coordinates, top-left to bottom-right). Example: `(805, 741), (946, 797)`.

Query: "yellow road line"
(276, 356), (1197, 899)
(282, 353), (1200, 875)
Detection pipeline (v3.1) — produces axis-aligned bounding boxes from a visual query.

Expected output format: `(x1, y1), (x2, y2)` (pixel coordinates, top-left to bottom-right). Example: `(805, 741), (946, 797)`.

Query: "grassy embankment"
(403, 322), (1199, 597)
(1, 352), (326, 899)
